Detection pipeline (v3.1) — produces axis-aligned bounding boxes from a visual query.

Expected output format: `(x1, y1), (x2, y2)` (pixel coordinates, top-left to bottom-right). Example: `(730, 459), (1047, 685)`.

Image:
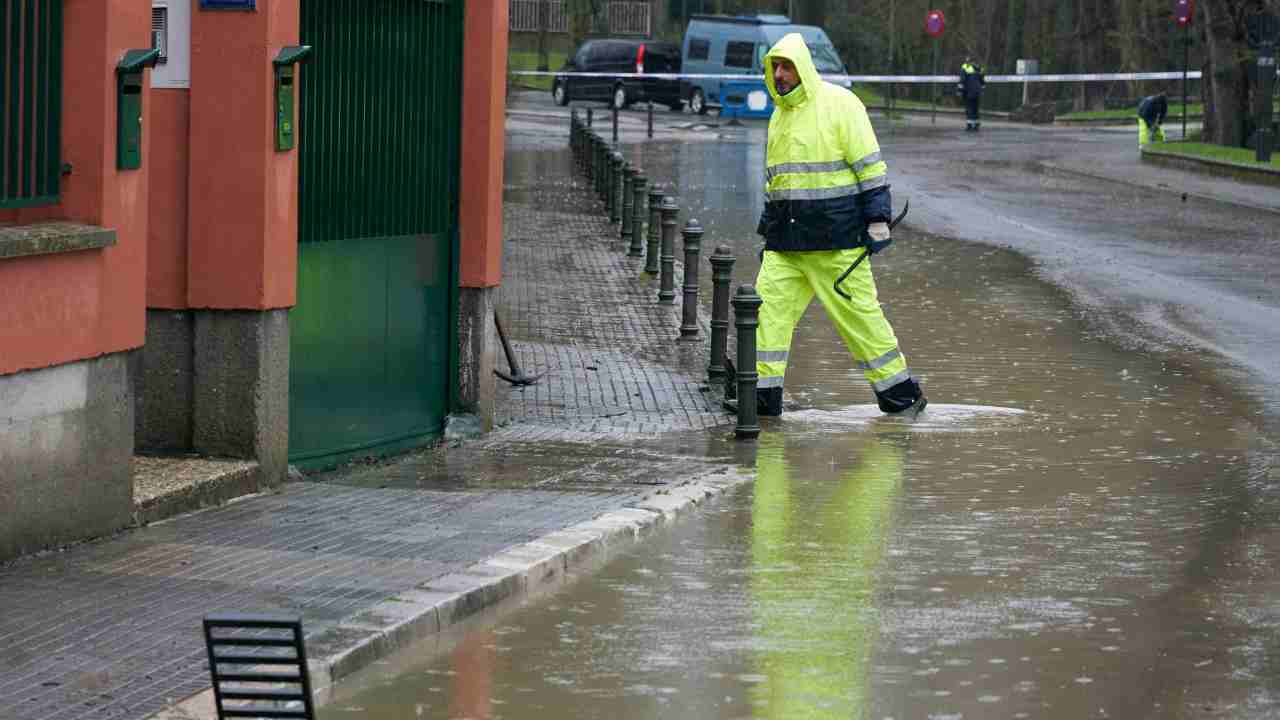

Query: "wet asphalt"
(317, 95), (1280, 718)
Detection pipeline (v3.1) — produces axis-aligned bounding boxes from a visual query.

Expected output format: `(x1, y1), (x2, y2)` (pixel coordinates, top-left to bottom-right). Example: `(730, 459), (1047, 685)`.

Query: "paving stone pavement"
(0, 139), (738, 720)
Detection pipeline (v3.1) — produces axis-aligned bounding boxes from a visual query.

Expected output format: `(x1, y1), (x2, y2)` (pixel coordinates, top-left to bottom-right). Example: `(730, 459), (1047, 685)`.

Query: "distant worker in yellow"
(746, 33), (926, 418)
(1137, 93), (1168, 147)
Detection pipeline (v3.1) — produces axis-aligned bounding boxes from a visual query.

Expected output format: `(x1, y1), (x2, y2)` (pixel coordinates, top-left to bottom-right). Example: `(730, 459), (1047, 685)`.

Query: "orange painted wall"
(458, 0), (509, 289)
(186, 2), (298, 310)
(0, 0), (150, 376)
(147, 89), (190, 309)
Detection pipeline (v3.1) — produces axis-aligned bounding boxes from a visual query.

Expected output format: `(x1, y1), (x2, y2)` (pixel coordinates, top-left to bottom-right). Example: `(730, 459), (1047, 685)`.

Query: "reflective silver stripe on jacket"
(758, 375), (785, 388)
(767, 174), (888, 201)
(766, 160), (849, 183)
(850, 151), (882, 174)
(766, 184), (858, 201)
(855, 348), (901, 372)
(870, 369), (911, 393)
(758, 350), (790, 363)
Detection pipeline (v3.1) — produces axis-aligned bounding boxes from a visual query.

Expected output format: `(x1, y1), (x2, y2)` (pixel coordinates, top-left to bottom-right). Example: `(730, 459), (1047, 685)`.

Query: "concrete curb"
(1141, 147), (1280, 188)
(147, 465), (753, 719)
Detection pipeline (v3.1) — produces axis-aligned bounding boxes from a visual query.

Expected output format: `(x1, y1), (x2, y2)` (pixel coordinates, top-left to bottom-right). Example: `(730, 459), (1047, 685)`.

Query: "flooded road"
(320, 106), (1280, 718)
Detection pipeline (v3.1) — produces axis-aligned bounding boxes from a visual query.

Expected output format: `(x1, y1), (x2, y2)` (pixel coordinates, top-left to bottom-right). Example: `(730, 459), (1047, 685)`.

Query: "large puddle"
(319, 132), (1280, 719)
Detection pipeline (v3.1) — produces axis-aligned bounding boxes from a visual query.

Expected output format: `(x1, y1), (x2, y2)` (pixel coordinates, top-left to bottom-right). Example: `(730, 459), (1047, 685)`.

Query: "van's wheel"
(690, 88), (708, 115)
(552, 81), (569, 107)
(611, 85), (629, 110)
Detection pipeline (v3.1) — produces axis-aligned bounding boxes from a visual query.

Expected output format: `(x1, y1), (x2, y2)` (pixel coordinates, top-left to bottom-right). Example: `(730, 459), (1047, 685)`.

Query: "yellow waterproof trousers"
(756, 248), (911, 396)
(1138, 118), (1166, 147)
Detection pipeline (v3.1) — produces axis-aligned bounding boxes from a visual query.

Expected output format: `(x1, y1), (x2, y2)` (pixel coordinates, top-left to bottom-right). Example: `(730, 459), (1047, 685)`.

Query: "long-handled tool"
(834, 199), (910, 301)
(493, 310), (544, 386)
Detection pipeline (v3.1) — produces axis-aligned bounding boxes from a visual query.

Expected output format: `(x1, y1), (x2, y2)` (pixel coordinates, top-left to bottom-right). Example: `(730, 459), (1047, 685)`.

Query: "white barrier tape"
(511, 70), (1207, 82)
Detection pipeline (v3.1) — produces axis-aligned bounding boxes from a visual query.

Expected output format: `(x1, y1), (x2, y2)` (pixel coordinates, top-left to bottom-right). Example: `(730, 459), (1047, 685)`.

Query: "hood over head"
(763, 33), (820, 108)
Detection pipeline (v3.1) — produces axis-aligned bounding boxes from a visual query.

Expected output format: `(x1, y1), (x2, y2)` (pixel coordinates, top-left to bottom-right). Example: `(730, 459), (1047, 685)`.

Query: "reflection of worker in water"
(751, 33), (926, 419)
(749, 431), (904, 716)
(1137, 93), (1168, 147)
(957, 57), (985, 132)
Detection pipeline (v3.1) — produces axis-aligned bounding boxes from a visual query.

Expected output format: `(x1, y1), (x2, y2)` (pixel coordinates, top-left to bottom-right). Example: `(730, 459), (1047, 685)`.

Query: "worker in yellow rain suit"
(1137, 94), (1168, 148)
(751, 33), (925, 418)
(749, 430), (905, 716)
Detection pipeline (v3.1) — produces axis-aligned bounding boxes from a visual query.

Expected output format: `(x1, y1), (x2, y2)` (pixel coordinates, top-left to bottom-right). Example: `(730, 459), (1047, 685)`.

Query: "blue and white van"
(680, 14), (850, 116)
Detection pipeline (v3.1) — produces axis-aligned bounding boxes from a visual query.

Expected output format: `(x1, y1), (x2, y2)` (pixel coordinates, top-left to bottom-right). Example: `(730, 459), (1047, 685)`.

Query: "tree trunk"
(537, 0), (551, 73)
(1200, 0), (1254, 146)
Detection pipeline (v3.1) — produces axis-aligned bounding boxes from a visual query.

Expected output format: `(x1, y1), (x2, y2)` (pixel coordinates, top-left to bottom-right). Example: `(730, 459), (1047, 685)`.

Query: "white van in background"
(680, 14), (850, 115)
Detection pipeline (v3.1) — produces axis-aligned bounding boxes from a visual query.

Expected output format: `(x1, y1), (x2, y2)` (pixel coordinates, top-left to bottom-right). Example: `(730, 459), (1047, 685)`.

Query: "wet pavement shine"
(317, 101), (1280, 719)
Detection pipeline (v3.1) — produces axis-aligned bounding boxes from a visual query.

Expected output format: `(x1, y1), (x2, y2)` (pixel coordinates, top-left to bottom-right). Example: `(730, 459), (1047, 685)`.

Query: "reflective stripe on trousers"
(755, 248), (911, 393)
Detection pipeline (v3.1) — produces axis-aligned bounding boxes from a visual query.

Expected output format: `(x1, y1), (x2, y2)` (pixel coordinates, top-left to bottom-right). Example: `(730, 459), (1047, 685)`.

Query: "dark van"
(552, 39), (683, 111)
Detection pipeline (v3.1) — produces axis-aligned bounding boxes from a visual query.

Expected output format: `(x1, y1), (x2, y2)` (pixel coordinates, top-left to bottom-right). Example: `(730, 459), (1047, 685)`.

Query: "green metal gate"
(291, 0), (462, 468)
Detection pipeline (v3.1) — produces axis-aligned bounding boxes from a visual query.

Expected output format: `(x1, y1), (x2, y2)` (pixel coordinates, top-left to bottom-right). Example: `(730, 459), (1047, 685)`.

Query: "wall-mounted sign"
(200, 0), (256, 10)
(925, 10), (945, 38)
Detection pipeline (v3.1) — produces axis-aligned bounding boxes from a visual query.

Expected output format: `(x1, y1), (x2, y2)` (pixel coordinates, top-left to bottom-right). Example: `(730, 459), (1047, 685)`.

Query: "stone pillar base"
(193, 309), (290, 488)
(456, 287), (497, 432)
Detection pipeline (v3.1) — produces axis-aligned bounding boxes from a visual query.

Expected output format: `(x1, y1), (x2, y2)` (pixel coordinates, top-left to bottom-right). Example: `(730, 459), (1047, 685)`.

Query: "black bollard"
(732, 285), (762, 440)
(647, 101), (654, 139)
(602, 148), (613, 213)
(587, 107), (593, 127)
(679, 219), (704, 338)
(621, 164), (636, 242)
(569, 111), (576, 155)
(629, 172), (648, 256)
(607, 151), (620, 219)
(592, 135), (602, 196)
(708, 245), (735, 380)
(596, 136), (607, 199)
(658, 196), (678, 304)
(612, 104), (619, 143)
(645, 183), (663, 273)
(610, 151), (624, 224)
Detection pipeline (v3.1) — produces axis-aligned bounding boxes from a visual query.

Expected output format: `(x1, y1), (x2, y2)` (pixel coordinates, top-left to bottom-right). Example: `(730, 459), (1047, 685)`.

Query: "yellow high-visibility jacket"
(757, 33), (892, 253)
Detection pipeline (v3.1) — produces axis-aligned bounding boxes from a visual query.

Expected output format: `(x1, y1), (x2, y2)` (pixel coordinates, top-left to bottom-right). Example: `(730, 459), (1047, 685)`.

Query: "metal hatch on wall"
(290, 0), (463, 469)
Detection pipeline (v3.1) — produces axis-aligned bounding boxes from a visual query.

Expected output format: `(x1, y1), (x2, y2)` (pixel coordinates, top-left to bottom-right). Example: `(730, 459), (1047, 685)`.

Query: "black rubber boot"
(875, 377), (925, 415)
(757, 387), (783, 417)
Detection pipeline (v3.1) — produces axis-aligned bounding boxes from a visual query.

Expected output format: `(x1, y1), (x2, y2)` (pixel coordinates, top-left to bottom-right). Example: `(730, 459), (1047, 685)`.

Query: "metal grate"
(1, 0), (62, 209)
(604, 1), (649, 35)
(509, 0), (568, 33)
(151, 6), (168, 64)
(203, 614), (316, 720)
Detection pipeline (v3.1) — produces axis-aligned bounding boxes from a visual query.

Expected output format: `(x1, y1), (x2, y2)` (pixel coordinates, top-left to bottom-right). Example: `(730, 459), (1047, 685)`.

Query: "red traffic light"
(1174, 0), (1194, 26)
(925, 9), (946, 38)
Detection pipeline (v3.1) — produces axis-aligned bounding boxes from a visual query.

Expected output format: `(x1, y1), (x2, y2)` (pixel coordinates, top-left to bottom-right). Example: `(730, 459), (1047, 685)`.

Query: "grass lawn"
(1060, 101), (1280, 121)
(508, 50), (567, 91)
(1151, 140), (1280, 169)
(852, 83), (949, 111)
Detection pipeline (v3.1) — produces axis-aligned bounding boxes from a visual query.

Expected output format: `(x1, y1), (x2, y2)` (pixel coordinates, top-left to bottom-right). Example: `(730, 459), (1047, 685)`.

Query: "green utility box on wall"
(116, 48), (160, 170)
(273, 45), (311, 151)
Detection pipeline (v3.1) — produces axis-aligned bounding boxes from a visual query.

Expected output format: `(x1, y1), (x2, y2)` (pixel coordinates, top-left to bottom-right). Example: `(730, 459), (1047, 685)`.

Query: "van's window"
(809, 44), (845, 74)
(609, 43), (634, 63)
(575, 44), (593, 65)
(724, 41), (755, 69)
(687, 37), (710, 61)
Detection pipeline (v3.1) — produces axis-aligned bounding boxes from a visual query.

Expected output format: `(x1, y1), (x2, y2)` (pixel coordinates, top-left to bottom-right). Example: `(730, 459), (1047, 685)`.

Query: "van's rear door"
(638, 42), (683, 106)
